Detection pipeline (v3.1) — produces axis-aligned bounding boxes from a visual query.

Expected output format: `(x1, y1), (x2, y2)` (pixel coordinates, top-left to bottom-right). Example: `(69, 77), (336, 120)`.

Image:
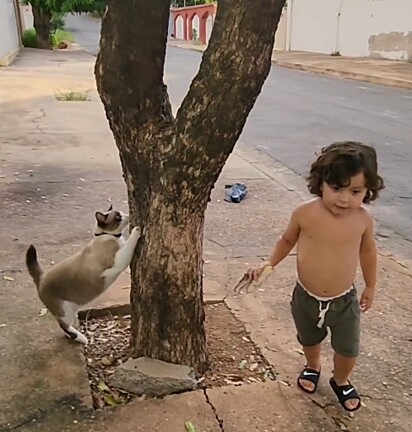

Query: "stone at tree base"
(109, 357), (198, 396)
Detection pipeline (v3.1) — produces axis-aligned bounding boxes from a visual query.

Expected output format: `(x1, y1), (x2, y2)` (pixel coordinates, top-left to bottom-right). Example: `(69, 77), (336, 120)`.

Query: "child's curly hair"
(307, 141), (385, 204)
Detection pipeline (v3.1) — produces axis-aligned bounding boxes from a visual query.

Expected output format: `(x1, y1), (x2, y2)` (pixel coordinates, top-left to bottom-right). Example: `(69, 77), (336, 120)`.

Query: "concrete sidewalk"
(168, 39), (412, 90)
(1, 48), (411, 432)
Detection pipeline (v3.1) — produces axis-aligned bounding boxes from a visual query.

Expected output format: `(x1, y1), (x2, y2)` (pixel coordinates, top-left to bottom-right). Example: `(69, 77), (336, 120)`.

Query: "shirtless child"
(249, 141), (384, 412)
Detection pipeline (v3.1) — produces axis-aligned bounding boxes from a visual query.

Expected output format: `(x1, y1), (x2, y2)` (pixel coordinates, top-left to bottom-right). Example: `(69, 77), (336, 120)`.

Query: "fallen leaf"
(249, 362), (259, 371)
(3, 276), (14, 281)
(185, 420), (196, 432)
(102, 394), (120, 406)
(295, 348), (304, 356)
(225, 374), (243, 381)
(0, 324), (7, 328)
(39, 308), (48, 317)
(238, 359), (247, 369)
(101, 357), (113, 366)
(97, 380), (110, 393)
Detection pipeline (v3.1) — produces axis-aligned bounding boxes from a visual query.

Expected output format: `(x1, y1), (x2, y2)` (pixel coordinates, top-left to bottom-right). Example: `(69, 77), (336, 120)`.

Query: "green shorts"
(290, 281), (360, 357)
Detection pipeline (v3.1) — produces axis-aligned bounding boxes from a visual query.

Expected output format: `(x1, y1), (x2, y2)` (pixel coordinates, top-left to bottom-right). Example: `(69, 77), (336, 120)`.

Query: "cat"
(25, 205), (140, 345)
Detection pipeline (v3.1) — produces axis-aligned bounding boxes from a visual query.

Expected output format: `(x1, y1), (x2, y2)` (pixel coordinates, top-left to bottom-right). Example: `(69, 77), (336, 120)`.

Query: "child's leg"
(299, 343), (322, 392)
(303, 343), (322, 370)
(329, 290), (361, 411)
(330, 353), (360, 411)
(333, 353), (357, 385)
(291, 282), (327, 393)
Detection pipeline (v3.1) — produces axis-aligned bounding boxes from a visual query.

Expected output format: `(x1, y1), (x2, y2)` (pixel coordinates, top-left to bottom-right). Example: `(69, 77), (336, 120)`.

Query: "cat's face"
(95, 205), (129, 235)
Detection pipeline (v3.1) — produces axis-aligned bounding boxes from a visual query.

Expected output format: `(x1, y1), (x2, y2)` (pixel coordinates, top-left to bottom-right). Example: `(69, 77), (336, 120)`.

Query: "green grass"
(22, 28), (37, 48)
(22, 28), (74, 49)
(55, 91), (90, 102)
(53, 29), (74, 45)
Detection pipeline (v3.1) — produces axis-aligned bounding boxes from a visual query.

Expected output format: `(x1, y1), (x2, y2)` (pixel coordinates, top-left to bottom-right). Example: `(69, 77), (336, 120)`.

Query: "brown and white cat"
(25, 205), (140, 345)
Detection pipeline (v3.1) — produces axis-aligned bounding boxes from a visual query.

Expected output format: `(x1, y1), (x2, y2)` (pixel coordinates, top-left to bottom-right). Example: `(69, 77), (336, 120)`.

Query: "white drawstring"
(317, 301), (331, 328)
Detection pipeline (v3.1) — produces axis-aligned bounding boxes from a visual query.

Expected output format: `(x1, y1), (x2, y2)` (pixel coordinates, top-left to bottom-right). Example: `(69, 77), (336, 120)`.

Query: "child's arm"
(249, 208), (301, 280)
(267, 210), (300, 266)
(359, 215), (377, 311)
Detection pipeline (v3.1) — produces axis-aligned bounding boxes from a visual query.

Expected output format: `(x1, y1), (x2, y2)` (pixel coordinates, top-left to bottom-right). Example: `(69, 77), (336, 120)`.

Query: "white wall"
(367, 0), (411, 61)
(21, 4), (33, 30)
(175, 15), (184, 39)
(289, 0), (412, 61)
(289, 0), (339, 54)
(205, 15), (213, 44)
(0, 0), (20, 66)
(191, 15), (200, 41)
(274, 8), (287, 51)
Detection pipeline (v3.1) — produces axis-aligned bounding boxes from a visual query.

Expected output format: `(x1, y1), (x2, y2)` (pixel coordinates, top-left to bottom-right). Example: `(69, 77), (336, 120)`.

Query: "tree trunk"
(128, 181), (207, 372)
(32, 5), (52, 50)
(95, 0), (286, 374)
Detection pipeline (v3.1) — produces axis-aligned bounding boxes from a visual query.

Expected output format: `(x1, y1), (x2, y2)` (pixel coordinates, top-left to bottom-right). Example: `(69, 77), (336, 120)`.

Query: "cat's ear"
(107, 204), (113, 212)
(95, 212), (108, 226)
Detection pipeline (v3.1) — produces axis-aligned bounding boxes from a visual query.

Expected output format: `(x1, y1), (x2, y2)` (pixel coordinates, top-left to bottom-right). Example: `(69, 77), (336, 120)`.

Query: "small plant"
(22, 28), (74, 49)
(55, 91), (91, 101)
(22, 28), (37, 48)
(192, 28), (198, 42)
(52, 29), (74, 46)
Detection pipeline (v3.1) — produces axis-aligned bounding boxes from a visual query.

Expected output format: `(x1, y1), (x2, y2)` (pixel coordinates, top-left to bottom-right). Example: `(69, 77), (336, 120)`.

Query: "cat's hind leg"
(57, 301), (87, 345)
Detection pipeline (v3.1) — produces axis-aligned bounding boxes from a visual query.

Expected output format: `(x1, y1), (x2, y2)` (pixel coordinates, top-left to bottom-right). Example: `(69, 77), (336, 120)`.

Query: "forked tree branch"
(175, 0), (286, 172)
(95, 0), (173, 134)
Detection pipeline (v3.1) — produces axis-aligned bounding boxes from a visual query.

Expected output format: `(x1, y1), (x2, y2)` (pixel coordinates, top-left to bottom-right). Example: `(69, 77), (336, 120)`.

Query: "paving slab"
(206, 381), (336, 431)
(90, 390), (221, 432)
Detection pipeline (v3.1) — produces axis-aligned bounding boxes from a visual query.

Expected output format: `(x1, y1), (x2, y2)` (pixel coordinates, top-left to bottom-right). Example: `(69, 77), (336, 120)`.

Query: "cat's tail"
(26, 245), (43, 289)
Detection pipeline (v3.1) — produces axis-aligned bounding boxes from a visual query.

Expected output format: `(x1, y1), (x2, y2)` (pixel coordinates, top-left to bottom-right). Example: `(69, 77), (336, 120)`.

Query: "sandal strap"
(298, 367), (321, 384)
(330, 378), (361, 411)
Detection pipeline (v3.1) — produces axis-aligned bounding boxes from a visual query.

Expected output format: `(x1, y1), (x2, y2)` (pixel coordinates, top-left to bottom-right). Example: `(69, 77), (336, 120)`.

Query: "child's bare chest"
(301, 213), (365, 246)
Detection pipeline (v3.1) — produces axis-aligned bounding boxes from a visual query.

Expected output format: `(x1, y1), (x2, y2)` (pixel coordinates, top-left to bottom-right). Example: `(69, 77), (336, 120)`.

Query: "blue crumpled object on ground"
(224, 182), (248, 203)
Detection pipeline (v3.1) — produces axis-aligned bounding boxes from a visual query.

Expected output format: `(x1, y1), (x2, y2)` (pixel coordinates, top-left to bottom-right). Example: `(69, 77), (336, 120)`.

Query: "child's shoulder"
(357, 205), (373, 224)
(293, 198), (321, 216)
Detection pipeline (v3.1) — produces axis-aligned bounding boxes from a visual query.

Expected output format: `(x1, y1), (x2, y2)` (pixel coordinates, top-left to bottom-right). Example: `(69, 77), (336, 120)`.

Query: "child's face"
(321, 171), (367, 215)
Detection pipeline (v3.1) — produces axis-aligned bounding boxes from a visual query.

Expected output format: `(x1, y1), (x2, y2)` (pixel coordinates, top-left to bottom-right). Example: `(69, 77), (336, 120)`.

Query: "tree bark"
(95, 0), (286, 374)
(32, 5), (52, 49)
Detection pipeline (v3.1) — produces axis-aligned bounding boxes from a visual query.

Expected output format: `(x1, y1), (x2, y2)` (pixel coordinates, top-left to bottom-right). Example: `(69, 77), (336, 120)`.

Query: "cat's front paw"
(131, 226), (142, 238)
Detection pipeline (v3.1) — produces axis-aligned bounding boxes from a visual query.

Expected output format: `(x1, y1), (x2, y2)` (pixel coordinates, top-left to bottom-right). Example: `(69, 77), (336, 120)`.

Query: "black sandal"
(329, 378), (361, 412)
(297, 366), (321, 394)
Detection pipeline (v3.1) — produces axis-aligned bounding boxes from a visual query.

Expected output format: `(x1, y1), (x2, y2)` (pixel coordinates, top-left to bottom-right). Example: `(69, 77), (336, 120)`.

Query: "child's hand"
(360, 286), (375, 312)
(247, 261), (272, 282)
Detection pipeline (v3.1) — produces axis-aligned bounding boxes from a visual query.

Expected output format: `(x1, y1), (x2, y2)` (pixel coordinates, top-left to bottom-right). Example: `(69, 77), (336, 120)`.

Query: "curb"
(167, 42), (205, 53)
(168, 42), (412, 91)
(271, 60), (412, 90)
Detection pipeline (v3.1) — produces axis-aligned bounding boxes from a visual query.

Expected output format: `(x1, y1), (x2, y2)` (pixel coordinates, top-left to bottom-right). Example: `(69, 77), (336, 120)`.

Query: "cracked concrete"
(203, 389), (225, 431)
